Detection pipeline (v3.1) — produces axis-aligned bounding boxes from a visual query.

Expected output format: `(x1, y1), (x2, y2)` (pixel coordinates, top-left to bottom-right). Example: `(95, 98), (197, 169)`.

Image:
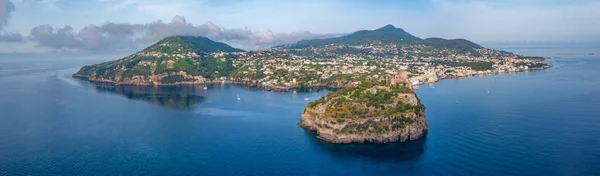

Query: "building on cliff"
(387, 71), (412, 89)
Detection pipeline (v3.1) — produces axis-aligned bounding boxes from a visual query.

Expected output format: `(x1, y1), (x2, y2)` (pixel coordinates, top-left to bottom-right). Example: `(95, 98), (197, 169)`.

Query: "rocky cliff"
(298, 81), (428, 143)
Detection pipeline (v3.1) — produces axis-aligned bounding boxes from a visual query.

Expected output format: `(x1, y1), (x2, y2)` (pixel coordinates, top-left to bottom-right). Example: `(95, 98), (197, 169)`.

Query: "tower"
(388, 71), (411, 89)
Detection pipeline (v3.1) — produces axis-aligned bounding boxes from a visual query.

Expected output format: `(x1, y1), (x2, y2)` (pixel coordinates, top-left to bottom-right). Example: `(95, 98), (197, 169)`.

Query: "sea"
(0, 44), (599, 175)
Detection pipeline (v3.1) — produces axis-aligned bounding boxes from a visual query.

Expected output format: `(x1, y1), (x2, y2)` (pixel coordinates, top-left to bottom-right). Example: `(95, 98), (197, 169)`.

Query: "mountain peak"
(373, 24), (412, 35)
(377, 24), (398, 31)
(149, 35), (244, 53)
(281, 25), (422, 48)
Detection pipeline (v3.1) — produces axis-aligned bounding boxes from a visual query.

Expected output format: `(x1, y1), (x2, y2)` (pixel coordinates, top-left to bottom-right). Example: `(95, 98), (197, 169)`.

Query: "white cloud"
(24, 15), (340, 53)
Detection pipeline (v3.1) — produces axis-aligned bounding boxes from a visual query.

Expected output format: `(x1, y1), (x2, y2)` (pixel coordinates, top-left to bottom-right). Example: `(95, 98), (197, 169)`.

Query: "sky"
(0, 0), (598, 54)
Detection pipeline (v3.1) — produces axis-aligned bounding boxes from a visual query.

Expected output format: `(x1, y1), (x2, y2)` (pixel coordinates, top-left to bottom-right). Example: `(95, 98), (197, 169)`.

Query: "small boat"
(487, 89), (490, 94)
(203, 86), (208, 90)
(589, 52), (594, 55)
(237, 94), (241, 101)
(304, 95), (309, 101)
(456, 100), (459, 104)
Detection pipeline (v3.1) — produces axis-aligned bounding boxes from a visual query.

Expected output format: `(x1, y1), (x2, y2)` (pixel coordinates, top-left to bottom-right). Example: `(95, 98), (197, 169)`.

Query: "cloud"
(0, 0), (15, 29)
(28, 23), (140, 52)
(27, 15), (340, 52)
(30, 25), (83, 49)
(0, 31), (22, 42)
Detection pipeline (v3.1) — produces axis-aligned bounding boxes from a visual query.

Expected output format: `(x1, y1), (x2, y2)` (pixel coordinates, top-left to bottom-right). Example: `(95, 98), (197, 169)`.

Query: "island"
(73, 24), (550, 143)
(299, 71), (427, 143)
(74, 24), (549, 90)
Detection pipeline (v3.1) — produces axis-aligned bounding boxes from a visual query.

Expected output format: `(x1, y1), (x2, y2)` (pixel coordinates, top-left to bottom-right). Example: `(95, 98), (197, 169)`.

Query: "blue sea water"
(1, 46), (599, 175)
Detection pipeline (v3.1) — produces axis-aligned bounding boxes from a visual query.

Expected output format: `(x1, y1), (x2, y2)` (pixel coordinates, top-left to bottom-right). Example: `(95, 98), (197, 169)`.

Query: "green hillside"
(74, 36), (243, 84)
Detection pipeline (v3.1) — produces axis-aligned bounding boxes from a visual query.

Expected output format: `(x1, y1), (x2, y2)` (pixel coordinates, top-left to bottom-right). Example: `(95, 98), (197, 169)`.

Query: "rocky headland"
(298, 72), (428, 143)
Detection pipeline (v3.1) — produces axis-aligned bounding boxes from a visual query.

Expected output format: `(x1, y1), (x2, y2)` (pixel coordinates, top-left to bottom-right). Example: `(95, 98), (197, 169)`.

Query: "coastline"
(409, 65), (551, 87)
(73, 65), (551, 92)
(298, 109), (428, 144)
(73, 73), (344, 92)
(71, 64), (550, 145)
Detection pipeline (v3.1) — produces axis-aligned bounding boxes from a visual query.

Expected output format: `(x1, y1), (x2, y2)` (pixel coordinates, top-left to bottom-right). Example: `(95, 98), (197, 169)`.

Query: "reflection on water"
(305, 131), (426, 163)
(89, 83), (206, 111)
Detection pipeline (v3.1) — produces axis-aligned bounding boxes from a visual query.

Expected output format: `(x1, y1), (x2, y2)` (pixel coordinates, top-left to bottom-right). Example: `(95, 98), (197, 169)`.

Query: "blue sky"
(0, 0), (598, 53)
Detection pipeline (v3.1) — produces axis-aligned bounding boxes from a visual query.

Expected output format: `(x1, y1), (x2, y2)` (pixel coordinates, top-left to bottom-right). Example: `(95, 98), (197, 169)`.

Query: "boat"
(589, 52), (594, 55)
(487, 89), (490, 94)
(203, 86), (208, 90)
(304, 95), (309, 101)
(237, 94), (241, 101)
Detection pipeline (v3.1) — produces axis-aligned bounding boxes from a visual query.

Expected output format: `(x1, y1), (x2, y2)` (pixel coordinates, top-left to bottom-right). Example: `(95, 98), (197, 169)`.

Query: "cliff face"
(74, 68), (208, 86)
(298, 82), (428, 144)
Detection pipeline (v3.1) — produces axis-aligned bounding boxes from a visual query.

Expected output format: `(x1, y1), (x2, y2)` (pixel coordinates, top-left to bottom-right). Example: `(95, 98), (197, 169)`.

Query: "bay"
(0, 45), (599, 175)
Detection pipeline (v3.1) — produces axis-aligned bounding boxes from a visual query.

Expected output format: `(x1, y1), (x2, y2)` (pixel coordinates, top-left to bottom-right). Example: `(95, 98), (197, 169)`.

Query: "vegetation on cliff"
(300, 79), (428, 143)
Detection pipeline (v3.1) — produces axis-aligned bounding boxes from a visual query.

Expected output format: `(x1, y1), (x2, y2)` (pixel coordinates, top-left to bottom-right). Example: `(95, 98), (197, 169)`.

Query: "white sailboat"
(203, 86), (208, 90)
(304, 95), (309, 101)
(237, 94), (241, 101)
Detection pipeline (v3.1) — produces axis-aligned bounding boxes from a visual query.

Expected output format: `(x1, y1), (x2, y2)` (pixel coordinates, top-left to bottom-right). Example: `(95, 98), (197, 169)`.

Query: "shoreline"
(410, 66), (551, 87)
(73, 66), (551, 92)
(73, 74), (343, 92)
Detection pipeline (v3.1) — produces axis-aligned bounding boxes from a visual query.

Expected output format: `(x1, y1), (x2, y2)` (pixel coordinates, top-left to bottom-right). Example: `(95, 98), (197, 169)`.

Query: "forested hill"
(73, 36), (242, 85)
(145, 36), (245, 53)
(280, 24), (423, 48)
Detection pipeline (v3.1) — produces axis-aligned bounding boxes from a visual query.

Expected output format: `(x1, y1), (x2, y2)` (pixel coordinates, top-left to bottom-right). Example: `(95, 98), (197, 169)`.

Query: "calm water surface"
(1, 46), (599, 175)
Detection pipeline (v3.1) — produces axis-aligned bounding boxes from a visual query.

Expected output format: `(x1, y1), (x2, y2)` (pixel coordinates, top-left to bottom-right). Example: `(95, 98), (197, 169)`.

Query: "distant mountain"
(73, 36), (243, 85)
(279, 24), (487, 56)
(282, 25), (423, 49)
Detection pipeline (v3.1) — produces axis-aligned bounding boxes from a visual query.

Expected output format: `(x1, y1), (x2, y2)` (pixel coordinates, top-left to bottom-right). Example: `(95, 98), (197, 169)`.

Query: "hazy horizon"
(1, 0), (598, 54)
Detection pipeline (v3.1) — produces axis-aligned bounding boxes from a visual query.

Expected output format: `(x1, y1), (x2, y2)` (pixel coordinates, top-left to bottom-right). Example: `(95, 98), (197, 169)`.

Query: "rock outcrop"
(298, 77), (428, 144)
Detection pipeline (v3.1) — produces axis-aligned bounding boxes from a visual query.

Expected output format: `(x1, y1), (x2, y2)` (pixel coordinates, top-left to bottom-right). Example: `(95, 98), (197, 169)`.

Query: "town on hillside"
(74, 27), (550, 90)
(221, 42), (549, 90)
